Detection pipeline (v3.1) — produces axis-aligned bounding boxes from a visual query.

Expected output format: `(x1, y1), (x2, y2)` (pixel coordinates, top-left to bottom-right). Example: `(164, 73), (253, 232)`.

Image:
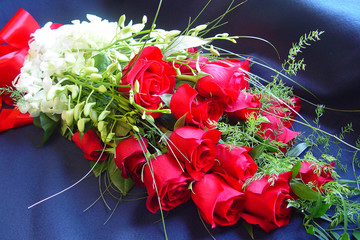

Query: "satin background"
(0, 0), (359, 239)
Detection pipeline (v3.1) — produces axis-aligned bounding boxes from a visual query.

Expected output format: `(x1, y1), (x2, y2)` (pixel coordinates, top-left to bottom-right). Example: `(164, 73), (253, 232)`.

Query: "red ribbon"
(0, 9), (40, 132)
(0, 9), (40, 103)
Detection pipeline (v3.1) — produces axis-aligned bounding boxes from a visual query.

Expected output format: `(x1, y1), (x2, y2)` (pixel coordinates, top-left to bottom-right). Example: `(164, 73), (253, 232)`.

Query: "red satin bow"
(0, 9), (40, 132)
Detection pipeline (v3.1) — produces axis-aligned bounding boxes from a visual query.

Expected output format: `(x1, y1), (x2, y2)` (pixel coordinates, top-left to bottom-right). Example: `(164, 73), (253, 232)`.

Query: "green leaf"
(313, 202), (331, 218)
(174, 113), (187, 131)
(115, 121), (132, 137)
(108, 158), (134, 196)
(33, 116), (41, 128)
(308, 194), (323, 220)
(290, 180), (321, 201)
(248, 144), (265, 160)
(286, 142), (308, 157)
(90, 160), (107, 178)
(353, 230), (360, 240)
(38, 113), (59, 147)
(291, 160), (301, 179)
(93, 53), (112, 73)
(241, 220), (254, 240)
(306, 225), (315, 235)
(341, 232), (349, 240)
(159, 93), (172, 108)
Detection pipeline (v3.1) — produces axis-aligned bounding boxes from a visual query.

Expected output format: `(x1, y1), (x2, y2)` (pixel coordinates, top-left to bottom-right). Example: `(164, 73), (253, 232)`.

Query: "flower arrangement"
(0, 3), (359, 240)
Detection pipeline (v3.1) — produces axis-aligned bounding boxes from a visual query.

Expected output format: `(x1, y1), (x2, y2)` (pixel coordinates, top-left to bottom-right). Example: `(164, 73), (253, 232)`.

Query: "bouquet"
(1, 2), (359, 240)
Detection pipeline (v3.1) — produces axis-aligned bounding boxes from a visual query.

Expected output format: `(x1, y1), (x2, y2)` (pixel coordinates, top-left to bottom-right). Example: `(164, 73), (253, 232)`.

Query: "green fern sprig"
(282, 30), (324, 76)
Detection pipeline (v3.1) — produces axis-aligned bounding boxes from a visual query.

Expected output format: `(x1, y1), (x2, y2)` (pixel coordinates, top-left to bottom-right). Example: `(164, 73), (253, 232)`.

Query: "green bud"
(105, 132), (115, 143)
(77, 118), (90, 133)
(145, 114), (155, 123)
(195, 24), (207, 32)
(98, 121), (107, 132)
(129, 89), (134, 105)
(74, 101), (85, 121)
(175, 55), (187, 60)
(46, 85), (65, 101)
(83, 66), (99, 76)
(134, 80), (140, 93)
(126, 116), (136, 124)
(118, 14), (126, 28)
(100, 129), (108, 142)
(142, 15), (147, 24)
(162, 109), (171, 114)
(89, 109), (98, 122)
(132, 125), (140, 132)
(115, 72), (123, 83)
(84, 102), (96, 117)
(209, 45), (220, 56)
(98, 110), (111, 121)
(141, 111), (146, 120)
(90, 73), (103, 81)
(61, 110), (66, 121)
(65, 85), (79, 99)
(65, 109), (74, 126)
(113, 51), (129, 62)
(106, 62), (120, 75)
(97, 85), (107, 93)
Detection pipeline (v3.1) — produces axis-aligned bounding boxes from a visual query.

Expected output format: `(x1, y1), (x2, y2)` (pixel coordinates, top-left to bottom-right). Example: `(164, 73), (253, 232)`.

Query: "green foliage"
(35, 113), (60, 146)
(282, 30), (324, 76)
(0, 86), (24, 103)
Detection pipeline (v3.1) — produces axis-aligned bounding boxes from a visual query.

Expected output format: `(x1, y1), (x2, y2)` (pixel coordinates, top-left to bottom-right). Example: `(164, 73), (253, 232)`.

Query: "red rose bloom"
(114, 137), (148, 186)
(120, 46), (176, 118)
(240, 171), (293, 232)
(170, 84), (223, 129)
(214, 144), (257, 183)
(167, 126), (221, 181)
(177, 56), (208, 74)
(191, 173), (246, 228)
(72, 129), (107, 161)
(258, 115), (299, 145)
(264, 96), (301, 128)
(197, 59), (250, 106)
(143, 153), (191, 213)
(224, 92), (261, 121)
(296, 161), (335, 193)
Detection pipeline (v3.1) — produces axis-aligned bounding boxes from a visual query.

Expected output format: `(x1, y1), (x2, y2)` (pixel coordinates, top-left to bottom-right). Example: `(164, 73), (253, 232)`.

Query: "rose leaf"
(290, 180), (321, 201)
(108, 158), (134, 196)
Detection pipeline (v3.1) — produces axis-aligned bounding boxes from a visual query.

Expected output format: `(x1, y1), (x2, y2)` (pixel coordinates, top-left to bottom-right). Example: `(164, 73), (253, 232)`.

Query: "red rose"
(264, 96), (301, 128)
(143, 153), (191, 213)
(296, 161), (335, 193)
(197, 59), (250, 106)
(258, 115), (299, 145)
(72, 129), (107, 161)
(191, 173), (246, 228)
(170, 84), (223, 129)
(214, 144), (257, 183)
(177, 56), (208, 74)
(224, 92), (261, 121)
(167, 126), (221, 181)
(114, 137), (148, 186)
(240, 171), (293, 232)
(119, 46), (176, 118)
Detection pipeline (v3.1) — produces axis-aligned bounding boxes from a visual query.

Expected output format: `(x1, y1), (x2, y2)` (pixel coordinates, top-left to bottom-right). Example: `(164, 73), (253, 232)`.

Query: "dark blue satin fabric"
(0, 1), (359, 239)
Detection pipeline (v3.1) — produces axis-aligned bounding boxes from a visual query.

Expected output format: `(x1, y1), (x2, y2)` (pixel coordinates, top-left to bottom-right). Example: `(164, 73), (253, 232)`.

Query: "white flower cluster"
(14, 14), (120, 117)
